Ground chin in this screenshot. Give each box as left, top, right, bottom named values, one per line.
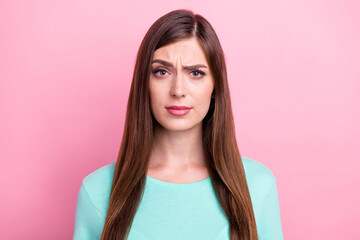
left=163, top=120, right=202, bottom=132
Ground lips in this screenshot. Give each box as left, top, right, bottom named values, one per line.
left=165, top=105, right=192, bottom=110
left=165, top=105, right=192, bottom=116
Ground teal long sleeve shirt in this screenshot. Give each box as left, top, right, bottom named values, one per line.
left=73, top=157, right=284, bottom=239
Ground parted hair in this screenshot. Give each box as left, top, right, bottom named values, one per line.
left=100, top=9, right=258, bottom=240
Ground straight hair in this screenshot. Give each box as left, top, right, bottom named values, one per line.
left=100, top=9, right=258, bottom=240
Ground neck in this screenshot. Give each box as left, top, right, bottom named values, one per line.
left=149, top=122, right=206, bottom=169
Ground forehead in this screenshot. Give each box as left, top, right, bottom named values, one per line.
left=152, top=38, right=208, bottom=64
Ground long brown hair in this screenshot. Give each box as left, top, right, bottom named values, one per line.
left=100, top=9, right=258, bottom=240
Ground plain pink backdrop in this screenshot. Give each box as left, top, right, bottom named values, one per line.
left=1, top=0, right=359, bottom=239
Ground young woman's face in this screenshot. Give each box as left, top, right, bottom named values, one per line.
left=149, top=37, right=215, bottom=132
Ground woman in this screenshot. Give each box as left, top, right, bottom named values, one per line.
left=73, top=9, right=283, bottom=240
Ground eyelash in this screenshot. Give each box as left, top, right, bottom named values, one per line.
left=152, top=68, right=205, bottom=78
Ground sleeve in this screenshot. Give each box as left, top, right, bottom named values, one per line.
left=73, top=182, right=101, bottom=240
left=257, top=179, right=284, bottom=240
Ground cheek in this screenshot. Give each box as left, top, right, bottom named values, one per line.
left=195, top=91, right=212, bottom=111
left=149, top=84, right=163, bottom=108
left=149, top=81, right=157, bottom=102
left=199, top=86, right=214, bottom=101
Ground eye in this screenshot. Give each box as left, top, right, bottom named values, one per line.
left=190, top=70, right=205, bottom=78
left=153, top=69, right=169, bottom=77
left=152, top=68, right=205, bottom=78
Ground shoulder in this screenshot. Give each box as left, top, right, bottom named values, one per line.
left=242, top=156, right=276, bottom=183
left=241, top=156, right=277, bottom=200
left=82, top=161, right=116, bottom=188
left=80, top=162, right=116, bottom=215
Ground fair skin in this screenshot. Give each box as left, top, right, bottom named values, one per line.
left=147, top=37, right=215, bottom=183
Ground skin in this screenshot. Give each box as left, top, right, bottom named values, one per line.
left=147, top=37, right=215, bottom=183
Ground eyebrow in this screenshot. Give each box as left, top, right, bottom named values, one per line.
left=151, top=59, right=208, bottom=70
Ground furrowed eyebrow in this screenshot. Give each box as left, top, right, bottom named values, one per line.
left=151, top=59, right=208, bottom=70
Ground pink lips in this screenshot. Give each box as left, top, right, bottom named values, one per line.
left=166, top=105, right=192, bottom=116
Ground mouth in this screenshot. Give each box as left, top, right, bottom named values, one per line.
left=165, top=105, right=192, bottom=110
left=165, top=105, right=192, bottom=116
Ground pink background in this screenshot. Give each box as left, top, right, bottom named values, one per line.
left=1, top=0, right=359, bottom=239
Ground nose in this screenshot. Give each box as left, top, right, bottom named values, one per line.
left=169, top=74, right=186, bottom=98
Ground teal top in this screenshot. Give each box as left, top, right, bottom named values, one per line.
left=73, top=157, right=284, bottom=240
